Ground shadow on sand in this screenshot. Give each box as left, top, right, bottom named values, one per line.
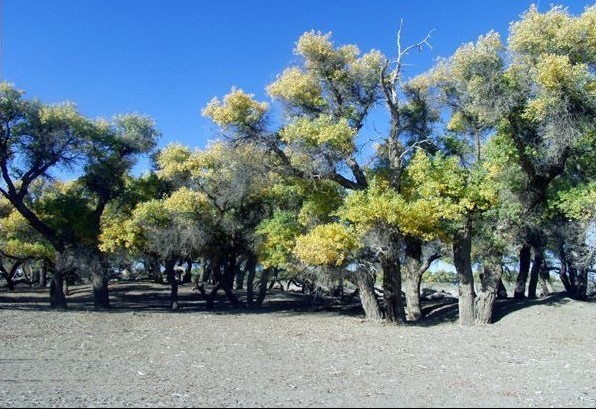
left=0, top=281, right=586, bottom=324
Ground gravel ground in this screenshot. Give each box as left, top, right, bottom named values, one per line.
left=0, top=282, right=595, bottom=408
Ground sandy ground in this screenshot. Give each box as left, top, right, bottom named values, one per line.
left=0, top=281, right=595, bottom=408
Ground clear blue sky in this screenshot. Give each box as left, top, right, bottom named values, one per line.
left=2, top=0, right=593, bottom=158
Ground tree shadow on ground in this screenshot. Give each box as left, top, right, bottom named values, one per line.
left=490, top=291, right=573, bottom=323
left=0, top=281, right=363, bottom=317
left=0, top=281, right=586, bottom=325
left=412, top=291, right=576, bottom=326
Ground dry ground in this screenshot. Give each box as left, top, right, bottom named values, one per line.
left=0, top=281, right=595, bottom=408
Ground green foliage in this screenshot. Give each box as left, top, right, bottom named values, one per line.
left=255, top=211, right=301, bottom=268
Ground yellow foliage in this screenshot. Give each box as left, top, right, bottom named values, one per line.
left=280, top=114, right=356, bottom=154
left=509, top=5, right=596, bottom=64
left=163, top=187, right=211, bottom=218
left=156, top=143, right=193, bottom=181
left=267, top=67, right=325, bottom=108
left=202, top=87, right=268, bottom=128
left=293, top=223, right=358, bottom=267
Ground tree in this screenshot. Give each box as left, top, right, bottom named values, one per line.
left=203, top=30, right=446, bottom=324
left=0, top=83, right=158, bottom=308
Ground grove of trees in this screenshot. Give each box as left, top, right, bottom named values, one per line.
left=1, top=4, right=595, bottom=325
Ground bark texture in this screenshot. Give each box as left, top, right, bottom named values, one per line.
left=453, top=219, right=475, bottom=326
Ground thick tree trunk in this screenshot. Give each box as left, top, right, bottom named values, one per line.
left=576, top=269, right=588, bottom=301
left=88, top=249, right=110, bottom=310
left=165, top=258, right=179, bottom=310
left=355, top=270, right=382, bottom=321
left=147, top=255, right=162, bottom=283
left=559, top=246, right=588, bottom=300
left=453, top=219, right=475, bottom=326
left=49, top=273, right=67, bottom=308
left=475, top=261, right=503, bottom=325
left=381, top=235, right=406, bottom=325
left=92, top=273, right=110, bottom=309
left=49, top=273, right=67, bottom=309
left=514, top=244, right=532, bottom=299
left=50, top=251, right=72, bottom=309
left=403, top=238, right=423, bottom=322
left=403, top=273, right=422, bottom=322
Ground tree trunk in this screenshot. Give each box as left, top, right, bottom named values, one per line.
left=148, top=255, right=162, bottom=283
left=528, top=246, right=544, bottom=299
left=514, top=244, right=532, bottom=299
left=255, top=268, right=271, bottom=308
left=222, top=253, right=242, bottom=307
left=576, top=268, right=588, bottom=301
left=538, top=260, right=552, bottom=297
left=245, top=255, right=257, bottom=307
left=475, top=261, right=503, bottom=325
left=403, top=273, right=422, bottom=322
left=87, top=249, right=110, bottom=310
left=40, top=260, right=50, bottom=288
left=210, top=255, right=243, bottom=308
left=22, top=262, right=33, bottom=286
left=497, top=279, right=508, bottom=299
left=202, top=257, right=213, bottom=284
left=165, top=258, right=179, bottom=310
left=381, top=235, right=406, bottom=324
left=50, top=251, right=72, bottom=309
left=235, top=257, right=246, bottom=290
left=6, top=274, right=15, bottom=291
left=355, top=269, right=382, bottom=321
left=453, top=219, right=475, bottom=326
left=183, top=260, right=193, bottom=284
left=403, top=238, right=423, bottom=322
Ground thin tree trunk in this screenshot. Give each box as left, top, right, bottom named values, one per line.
left=255, top=268, right=271, bottom=308
left=202, top=257, right=212, bottom=285
left=245, top=255, right=257, bottom=307
left=355, top=269, right=382, bottom=321
left=528, top=246, right=544, bottom=299
left=538, top=260, right=552, bottom=296
left=514, top=244, right=532, bottom=299
left=497, top=279, right=508, bottom=299
left=235, top=257, right=246, bottom=290
left=165, top=258, right=179, bottom=310
left=453, top=219, right=475, bottom=326
left=6, top=274, right=15, bottom=291
left=50, top=251, right=70, bottom=309
left=381, top=235, right=406, bottom=325
left=40, top=259, right=49, bottom=288
left=22, top=262, right=33, bottom=286
left=183, top=260, right=193, bottom=284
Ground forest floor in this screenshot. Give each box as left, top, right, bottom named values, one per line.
left=0, top=280, right=595, bottom=408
